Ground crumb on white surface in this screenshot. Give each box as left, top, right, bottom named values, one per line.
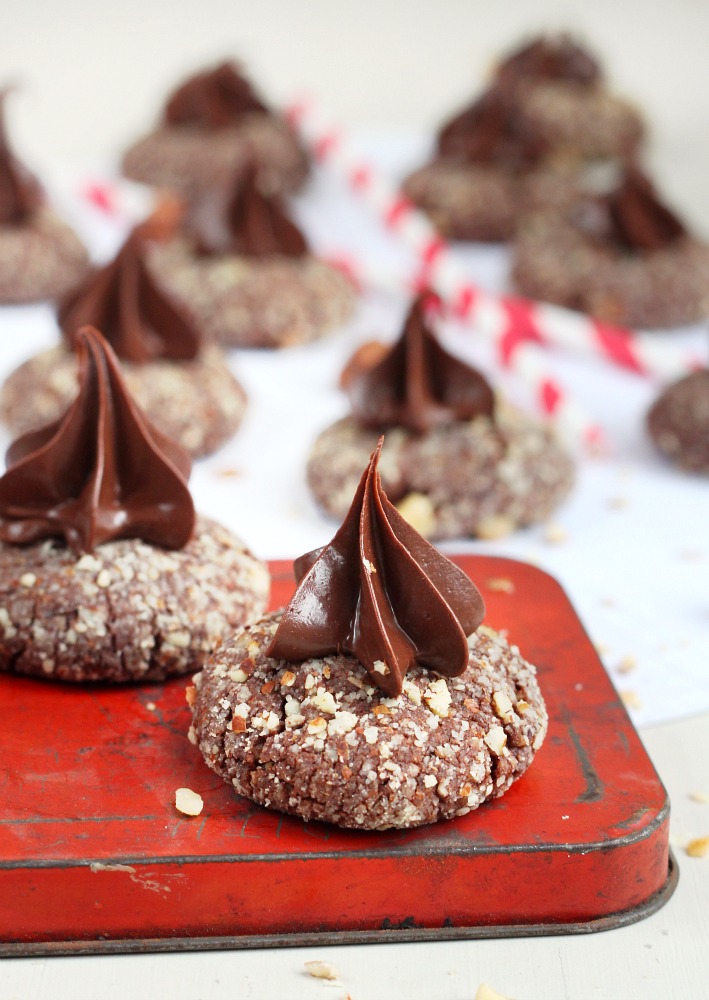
left=686, top=836, right=709, bottom=858
left=543, top=522, right=567, bottom=545
left=304, top=959, right=339, bottom=980
left=620, top=690, right=643, bottom=710
left=689, top=791, right=709, bottom=804
left=475, top=983, right=510, bottom=1000
left=616, top=654, right=637, bottom=674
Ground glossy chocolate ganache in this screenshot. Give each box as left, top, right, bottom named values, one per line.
left=0, top=89, right=43, bottom=226
left=343, top=293, right=495, bottom=435
left=185, top=162, right=309, bottom=258
left=0, top=326, right=195, bottom=553
left=269, top=439, right=485, bottom=697
left=59, top=223, right=201, bottom=363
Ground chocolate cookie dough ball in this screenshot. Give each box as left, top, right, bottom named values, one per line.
left=492, top=33, right=644, bottom=161
left=647, top=370, right=709, bottom=474
left=402, top=35, right=644, bottom=243
left=0, top=343, right=246, bottom=460
left=0, top=517, right=269, bottom=683
left=148, top=165, right=355, bottom=349
left=0, top=221, right=248, bottom=458
left=0, top=328, right=269, bottom=683
left=512, top=164, right=709, bottom=328
left=307, top=411, right=573, bottom=541
left=190, top=613, right=547, bottom=830
left=306, top=294, right=574, bottom=540
left=122, top=61, right=308, bottom=198
left=191, top=440, right=546, bottom=830
left=0, top=91, right=88, bottom=303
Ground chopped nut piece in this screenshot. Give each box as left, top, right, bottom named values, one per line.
left=424, top=678, right=452, bottom=718
left=686, top=836, right=709, bottom=858
left=492, top=690, right=514, bottom=722
left=616, top=654, right=637, bottom=674
left=689, top=791, right=709, bottom=804
left=175, top=787, right=203, bottom=816
left=516, top=700, right=530, bottom=715
left=230, top=716, right=247, bottom=733
left=19, top=573, right=37, bottom=588
left=327, top=711, right=358, bottom=736
left=402, top=679, right=422, bottom=705
left=307, top=717, right=327, bottom=736
left=228, top=667, right=248, bottom=683
left=260, top=681, right=275, bottom=694
left=484, top=725, right=507, bottom=754
left=372, top=704, right=391, bottom=717
left=304, top=960, right=339, bottom=980
left=395, top=492, right=436, bottom=537
left=620, top=690, right=642, bottom=710
left=372, top=660, right=389, bottom=675
left=311, top=688, right=338, bottom=715
left=476, top=514, right=515, bottom=540
left=184, top=685, right=196, bottom=707
left=280, top=670, right=296, bottom=687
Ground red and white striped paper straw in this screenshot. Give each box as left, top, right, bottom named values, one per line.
left=287, top=97, right=700, bottom=383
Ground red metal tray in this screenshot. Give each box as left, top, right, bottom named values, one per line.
left=0, top=556, right=675, bottom=956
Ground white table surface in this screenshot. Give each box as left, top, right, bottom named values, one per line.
left=2, top=145, right=708, bottom=998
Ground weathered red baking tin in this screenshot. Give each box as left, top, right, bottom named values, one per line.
left=0, top=556, right=675, bottom=956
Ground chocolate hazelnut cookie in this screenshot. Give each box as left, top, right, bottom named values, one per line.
left=0, top=91, right=88, bottom=303
left=306, top=294, right=573, bottom=540
left=647, top=370, right=709, bottom=474
left=190, top=441, right=546, bottom=830
left=0, top=328, right=269, bottom=683
left=190, top=614, right=547, bottom=830
left=1, top=222, right=247, bottom=457
left=122, top=61, right=308, bottom=199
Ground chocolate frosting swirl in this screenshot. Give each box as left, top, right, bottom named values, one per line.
left=0, top=327, right=195, bottom=554
left=164, top=61, right=268, bottom=129
left=59, top=226, right=201, bottom=363
left=186, top=163, right=308, bottom=258
left=268, top=439, right=485, bottom=696
left=344, top=294, right=495, bottom=434
left=438, top=86, right=548, bottom=169
left=577, top=166, right=687, bottom=252
left=496, top=34, right=601, bottom=88
left=0, top=89, right=43, bottom=225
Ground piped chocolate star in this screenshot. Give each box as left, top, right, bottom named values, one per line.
left=186, top=162, right=308, bottom=258
left=59, top=222, right=201, bottom=363
left=268, top=439, right=485, bottom=696
left=0, top=89, right=43, bottom=225
left=343, top=293, right=495, bottom=434
left=164, top=61, right=268, bottom=129
left=0, top=326, right=195, bottom=553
